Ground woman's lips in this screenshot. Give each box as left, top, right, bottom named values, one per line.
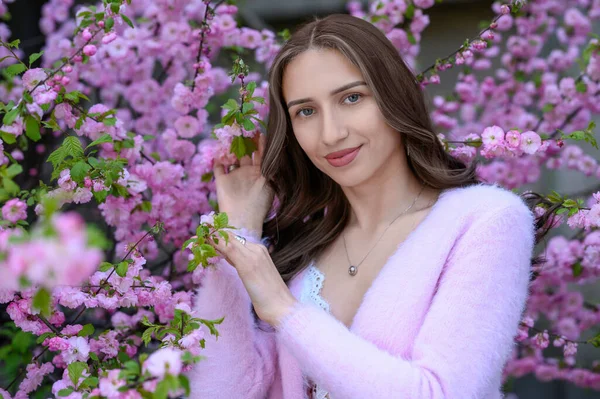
left=325, top=145, right=362, bottom=167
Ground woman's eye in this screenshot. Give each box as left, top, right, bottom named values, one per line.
left=297, top=108, right=314, bottom=117
left=345, top=93, right=362, bottom=103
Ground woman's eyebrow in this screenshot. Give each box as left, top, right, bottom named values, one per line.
left=286, top=80, right=367, bottom=109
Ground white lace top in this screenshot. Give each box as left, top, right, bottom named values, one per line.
left=300, top=262, right=332, bottom=399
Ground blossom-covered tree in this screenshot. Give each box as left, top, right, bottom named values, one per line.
left=0, top=0, right=600, bottom=397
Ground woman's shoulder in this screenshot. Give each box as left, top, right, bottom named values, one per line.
left=442, top=182, right=534, bottom=226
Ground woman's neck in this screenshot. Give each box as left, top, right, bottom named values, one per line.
left=341, top=155, right=431, bottom=235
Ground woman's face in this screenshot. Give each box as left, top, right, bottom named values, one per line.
left=282, top=48, right=403, bottom=188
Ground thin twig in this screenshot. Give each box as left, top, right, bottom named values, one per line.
left=191, top=0, right=227, bottom=91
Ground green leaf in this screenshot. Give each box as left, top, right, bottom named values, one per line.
left=64, top=136, right=84, bottom=158
left=32, top=287, right=51, bottom=317
left=28, top=51, right=44, bottom=66
left=242, top=118, right=255, bottom=131
left=201, top=172, right=213, bottom=182
left=179, top=375, right=191, bottom=395
left=405, top=4, right=415, bottom=19
left=12, top=331, right=33, bottom=354
left=229, top=135, right=257, bottom=159
left=99, top=261, right=113, bottom=272
left=542, top=103, right=555, bottom=113
left=142, top=327, right=155, bottom=346
left=242, top=102, right=254, bottom=114
left=78, top=323, right=95, bottom=337
left=8, top=39, right=20, bottom=48
left=154, top=379, right=169, bottom=399
left=103, top=117, right=117, bottom=126
left=70, top=161, right=91, bottom=182
left=5, top=63, right=27, bottom=78
left=3, top=178, right=19, bottom=195
left=93, top=189, right=108, bottom=202
left=587, top=332, right=600, bottom=348
left=68, top=361, right=87, bottom=388
left=106, top=17, right=114, bottom=31
left=576, top=81, right=587, bottom=93
left=23, top=91, right=34, bottom=104
left=42, top=118, right=61, bottom=132
left=3, top=106, right=20, bottom=125
left=218, top=230, right=230, bottom=244
left=222, top=99, right=238, bottom=111
left=5, top=163, right=23, bottom=178
left=80, top=376, right=99, bottom=389
left=0, top=131, right=16, bottom=144
left=24, top=115, right=41, bottom=141
left=572, top=262, right=583, bottom=277
left=116, top=261, right=128, bottom=277
left=121, top=14, right=134, bottom=28
left=64, top=91, right=81, bottom=103
left=246, top=81, right=257, bottom=96
left=249, top=96, right=265, bottom=105
left=36, top=331, right=55, bottom=344
left=87, top=157, right=101, bottom=168
left=140, top=201, right=152, bottom=212
left=230, top=135, right=246, bottom=159
left=214, top=212, right=228, bottom=229
left=47, top=147, right=66, bottom=169
left=58, top=388, right=74, bottom=397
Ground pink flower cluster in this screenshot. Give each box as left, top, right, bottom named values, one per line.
left=0, top=212, right=103, bottom=294
left=1, top=0, right=600, bottom=397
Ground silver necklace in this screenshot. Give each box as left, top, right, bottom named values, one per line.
left=342, top=183, right=425, bottom=277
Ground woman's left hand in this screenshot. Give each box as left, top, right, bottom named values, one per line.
left=209, top=232, right=298, bottom=328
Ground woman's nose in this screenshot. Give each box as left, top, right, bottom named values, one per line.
left=320, top=108, right=348, bottom=146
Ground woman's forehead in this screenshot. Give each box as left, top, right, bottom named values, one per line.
left=282, top=49, right=364, bottom=100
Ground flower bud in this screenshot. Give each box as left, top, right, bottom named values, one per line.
left=83, top=44, right=97, bottom=56
left=82, top=28, right=92, bottom=41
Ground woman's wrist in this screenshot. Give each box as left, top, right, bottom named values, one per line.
left=227, top=215, right=263, bottom=234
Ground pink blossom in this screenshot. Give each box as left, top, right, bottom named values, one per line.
left=83, top=44, right=97, bottom=56
left=63, top=336, right=90, bottom=364
left=2, top=198, right=27, bottom=223
left=22, top=68, right=47, bottom=90
left=505, top=130, right=521, bottom=148
left=564, top=341, right=578, bottom=357
left=519, top=131, right=542, bottom=154
left=99, top=369, right=125, bottom=399
left=47, top=337, right=70, bottom=351
left=414, top=0, right=434, bottom=9
left=174, top=115, right=200, bottom=138
left=481, top=125, right=505, bottom=147
left=143, top=347, right=183, bottom=379
left=18, top=362, right=54, bottom=394
left=533, top=330, right=550, bottom=349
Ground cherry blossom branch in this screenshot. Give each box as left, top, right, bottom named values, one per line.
left=68, top=223, right=162, bottom=325
left=191, top=0, right=227, bottom=91
left=417, top=6, right=509, bottom=79
left=30, top=28, right=103, bottom=95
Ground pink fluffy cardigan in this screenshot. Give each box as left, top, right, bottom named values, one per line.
left=187, top=183, right=536, bottom=398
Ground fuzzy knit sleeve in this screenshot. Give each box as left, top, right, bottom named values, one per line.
left=275, top=202, right=535, bottom=399
left=187, top=229, right=278, bottom=399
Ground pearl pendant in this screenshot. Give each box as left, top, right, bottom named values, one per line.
left=348, top=265, right=357, bottom=276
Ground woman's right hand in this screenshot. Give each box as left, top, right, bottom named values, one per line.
left=212, top=134, right=274, bottom=234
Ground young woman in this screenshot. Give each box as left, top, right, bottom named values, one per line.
left=188, top=13, right=540, bottom=399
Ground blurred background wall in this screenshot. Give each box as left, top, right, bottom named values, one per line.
left=4, top=0, right=600, bottom=397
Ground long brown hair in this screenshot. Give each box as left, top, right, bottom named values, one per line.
left=260, top=13, right=480, bottom=285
